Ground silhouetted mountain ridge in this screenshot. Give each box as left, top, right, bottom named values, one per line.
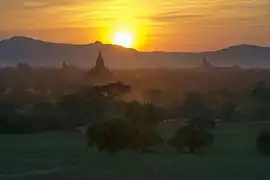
left=0, top=36, right=269, bottom=69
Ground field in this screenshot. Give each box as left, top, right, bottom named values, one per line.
left=1, top=123, right=270, bottom=180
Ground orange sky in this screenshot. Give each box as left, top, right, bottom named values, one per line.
left=0, top=0, right=269, bottom=51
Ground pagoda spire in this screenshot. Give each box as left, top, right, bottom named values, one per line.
left=87, top=50, right=114, bottom=85
left=202, top=55, right=212, bottom=68
left=95, top=51, right=105, bottom=68
left=62, top=60, right=68, bottom=69
left=203, top=55, right=207, bottom=65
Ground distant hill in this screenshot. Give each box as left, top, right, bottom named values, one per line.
left=0, top=36, right=269, bottom=69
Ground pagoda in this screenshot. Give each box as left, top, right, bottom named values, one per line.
left=86, top=51, right=114, bottom=84
left=201, top=56, right=214, bottom=69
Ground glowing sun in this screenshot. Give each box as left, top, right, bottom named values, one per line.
left=112, top=31, right=134, bottom=48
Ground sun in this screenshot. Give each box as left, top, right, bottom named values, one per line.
left=112, top=31, right=134, bottom=48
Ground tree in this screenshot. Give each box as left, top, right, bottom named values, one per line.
left=249, top=82, right=270, bottom=121
left=32, top=102, right=62, bottom=132
left=94, top=81, right=131, bottom=100
left=58, top=81, right=131, bottom=126
left=86, top=118, right=134, bottom=154
left=145, top=89, right=164, bottom=106
left=124, top=101, right=144, bottom=127
left=125, top=101, right=165, bottom=131
left=168, top=125, right=214, bottom=153
left=206, top=89, right=238, bottom=122
left=179, top=92, right=217, bottom=130
left=220, top=101, right=237, bottom=122
left=86, top=117, right=163, bottom=154
left=251, top=82, right=270, bottom=101
left=256, top=129, right=270, bottom=155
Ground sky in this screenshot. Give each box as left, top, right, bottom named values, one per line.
left=0, top=0, right=269, bottom=51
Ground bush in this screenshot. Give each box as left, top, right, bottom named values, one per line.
left=86, top=118, right=163, bottom=154
left=86, top=119, right=132, bottom=153
left=168, top=125, right=214, bottom=153
left=256, top=129, right=270, bottom=154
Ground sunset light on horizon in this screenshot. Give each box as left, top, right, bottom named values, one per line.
left=0, top=0, right=269, bottom=51
left=112, top=31, right=134, bottom=48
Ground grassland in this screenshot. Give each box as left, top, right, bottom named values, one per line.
left=1, top=123, right=270, bottom=180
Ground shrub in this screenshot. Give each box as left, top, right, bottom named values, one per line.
left=86, top=118, right=163, bottom=154
left=86, top=119, right=131, bottom=153
left=168, top=125, right=214, bottom=153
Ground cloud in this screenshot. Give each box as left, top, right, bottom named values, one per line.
left=217, top=0, right=270, bottom=10
left=0, top=0, right=101, bottom=13
left=149, top=10, right=205, bottom=23
left=0, top=0, right=81, bottom=9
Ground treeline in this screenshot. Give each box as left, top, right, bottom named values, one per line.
left=1, top=80, right=270, bottom=133
left=83, top=82, right=270, bottom=154
left=1, top=80, right=270, bottom=154
left=0, top=81, right=131, bottom=133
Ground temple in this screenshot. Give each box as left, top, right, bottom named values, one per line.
left=201, top=56, right=214, bottom=69
left=196, top=55, right=241, bottom=72
left=62, top=60, right=69, bottom=69
left=86, top=51, right=114, bottom=84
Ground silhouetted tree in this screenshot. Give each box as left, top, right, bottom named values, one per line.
left=252, top=82, right=270, bottom=101
left=58, top=81, right=131, bottom=127
left=145, top=89, right=164, bottom=106
left=220, top=101, right=237, bottom=122
left=125, top=101, right=144, bottom=127
left=86, top=115, right=163, bottom=154
left=178, top=92, right=217, bottom=129
left=86, top=118, right=137, bottom=153
left=125, top=101, right=164, bottom=129
left=256, top=129, right=270, bottom=155
left=168, top=125, right=214, bottom=153
left=86, top=118, right=133, bottom=153
left=249, top=82, right=270, bottom=121
left=94, top=81, right=131, bottom=100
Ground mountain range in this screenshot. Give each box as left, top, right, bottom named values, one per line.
left=0, top=36, right=269, bottom=69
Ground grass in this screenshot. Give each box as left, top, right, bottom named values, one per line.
left=1, top=123, right=270, bottom=180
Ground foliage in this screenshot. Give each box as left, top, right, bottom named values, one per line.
left=168, top=125, right=214, bottom=153
left=85, top=101, right=164, bottom=154
left=256, top=129, right=270, bottom=155
left=144, top=89, right=164, bottom=106
left=86, top=118, right=134, bottom=153
left=125, top=101, right=164, bottom=129
left=219, top=101, right=237, bottom=122
left=251, top=82, right=270, bottom=101
left=0, top=81, right=131, bottom=133
left=86, top=118, right=163, bottom=154
left=173, top=91, right=217, bottom=130
left=249, top=82, right=270, bottom=121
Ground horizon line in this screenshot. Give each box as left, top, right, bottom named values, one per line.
left=1, top=35, right=270, bottom=53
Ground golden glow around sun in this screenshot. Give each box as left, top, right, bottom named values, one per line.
left=112, top=31, right=134, bottom=48
left=102, top=22, right=147, bottom=50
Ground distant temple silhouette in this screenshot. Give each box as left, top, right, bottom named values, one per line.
left=201, top=56, right=213, bottom=69
left=61, top=60, right=78, bottom=74
left=197, top=55, right=241, bottom=72
left=62, top=60, right=76, bottom=70
left=86, top=51, right=114, bottom=84
left=62, top=60, right=69, bottom=69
